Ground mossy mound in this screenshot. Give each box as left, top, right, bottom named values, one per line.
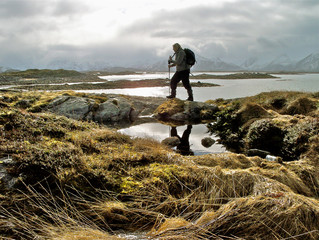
left=154, top=98, right=185, bottom=119
left=1, top=91, right=319, bottom=239
left=208, top=91, right=319, bottom=161
left=284, top=97, right=318, bottom=115
left=154, top=98, right=218, bottom=124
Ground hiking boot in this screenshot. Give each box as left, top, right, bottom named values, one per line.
left=166, top=89, right=176, bottom=99
left=186, top=89, right=194, bottom=101
left=186, top=96, right=194, bottom=101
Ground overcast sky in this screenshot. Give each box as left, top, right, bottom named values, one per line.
left=1, top=0, right=319, bottom=70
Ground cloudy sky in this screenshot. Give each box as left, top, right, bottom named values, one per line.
left=1, top=0, right=319, bottom=70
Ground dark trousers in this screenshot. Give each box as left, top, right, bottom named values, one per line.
left=170, top=69, right=192, bottom=96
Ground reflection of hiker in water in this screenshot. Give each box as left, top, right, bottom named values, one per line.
left=170, top=125, right=194, bottom=156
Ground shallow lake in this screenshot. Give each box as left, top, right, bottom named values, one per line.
left=88, top=72, right=319, bottom=155
left=81, top=72, right=319, bottom=102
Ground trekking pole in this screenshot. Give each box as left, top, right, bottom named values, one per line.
left=168, top=64, right=171, bottom=95
left=167, top=53, right=175, bottom=96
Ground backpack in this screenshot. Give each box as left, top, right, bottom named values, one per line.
left=184, top=48, right=196, bottom=66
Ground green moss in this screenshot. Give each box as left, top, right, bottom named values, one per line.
left=154, top=98, right=185, bottom=119
left=120, top=176, right=144, bottom=193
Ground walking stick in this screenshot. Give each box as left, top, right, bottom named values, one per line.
left=167, top=53, right=175, bottom=96
left=168, top=65, right=171, bottom=95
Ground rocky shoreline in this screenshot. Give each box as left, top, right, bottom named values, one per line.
left=0, top=90, right=319, bottom=239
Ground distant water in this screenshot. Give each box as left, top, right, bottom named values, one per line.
left=78, top=72, right=319, bottom=102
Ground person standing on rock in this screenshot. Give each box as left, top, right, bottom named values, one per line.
left=167, top=43, right=194, bottom=101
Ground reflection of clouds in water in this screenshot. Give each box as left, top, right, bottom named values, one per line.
left=118, top=123, right=169, bottom=139
left=118, top=123, right=226, bottom=155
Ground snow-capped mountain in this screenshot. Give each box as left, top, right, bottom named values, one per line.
left=3, top=52, right=319, bottom=73
left=294, top=53, right=319, bottom=72
left=240, top=57, right=270, bottom=71
left=192, top=56, right=242, bottom=71
left=263, top=54, right=296, bottom=72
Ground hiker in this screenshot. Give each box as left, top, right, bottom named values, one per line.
left=167, top=43, right=194, bottom=101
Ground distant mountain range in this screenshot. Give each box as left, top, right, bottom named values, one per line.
left=1, top=53, right=319, bottom=73
left=241, top=53, right=319, bottom=72
left=145, top=53, right=319, bottom=72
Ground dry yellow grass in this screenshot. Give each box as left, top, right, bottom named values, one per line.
left=50, top=228, right=124, bottom=240
left=1, top=90, right=319, bottom=239
left=152, top=193, right=319, bottom=240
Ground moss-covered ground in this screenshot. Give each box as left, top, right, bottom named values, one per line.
left=0, top=90, right=319, bottom=239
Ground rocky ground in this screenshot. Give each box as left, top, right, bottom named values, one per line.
left=0, top=90, right=319, bottom=239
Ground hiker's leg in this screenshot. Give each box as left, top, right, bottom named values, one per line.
left=170, top=127, right=177, bottom=137
left=181, top=70, right=193, bottom=101
left=167, top=72, right=180, bottom=98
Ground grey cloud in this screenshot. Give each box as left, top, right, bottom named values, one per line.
left=52, top=0, right=90, bottom=16
left=257, top=37, right=285, bottom=49
left=281, top=0, right=319, bottom=8
left=47, top=44, right=82, bottom=52
left=0, top=0, right=46, bottom=19
left=118, top=0, right=319, bottom=61
left=0, top=0, right=89, bottom=19
left=1, top=0, right=319, bottom=69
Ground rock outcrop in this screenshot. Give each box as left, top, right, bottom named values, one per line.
left=94, top=97, right=135, bottom=123
left=47, top=95, right=136, bottom=124
left=47, top=95, right=95, bottom=120
left=154, top=99, right=218, bottom=124
left=47, top=95, right=218, bottom=125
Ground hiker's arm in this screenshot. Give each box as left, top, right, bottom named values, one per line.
left=168, top=56, right=176, bottom=68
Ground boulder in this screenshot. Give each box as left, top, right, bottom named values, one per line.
left=47, top=95, right=95, bottom=120
left=47, top=95, right=135, bottom=124
left=201, top=137, right=215, bottom=148
left=94, top=97, right=134, bottom=123
left=161, top=137, right=181, bottom=147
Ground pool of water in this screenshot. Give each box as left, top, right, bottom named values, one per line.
left=118, top=122, right=226, bottom=156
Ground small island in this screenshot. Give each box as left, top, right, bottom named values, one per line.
left=191, top=72, right=278, bottom=79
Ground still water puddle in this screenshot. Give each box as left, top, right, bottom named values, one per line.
left=118, top=122, right=226, bottom=156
